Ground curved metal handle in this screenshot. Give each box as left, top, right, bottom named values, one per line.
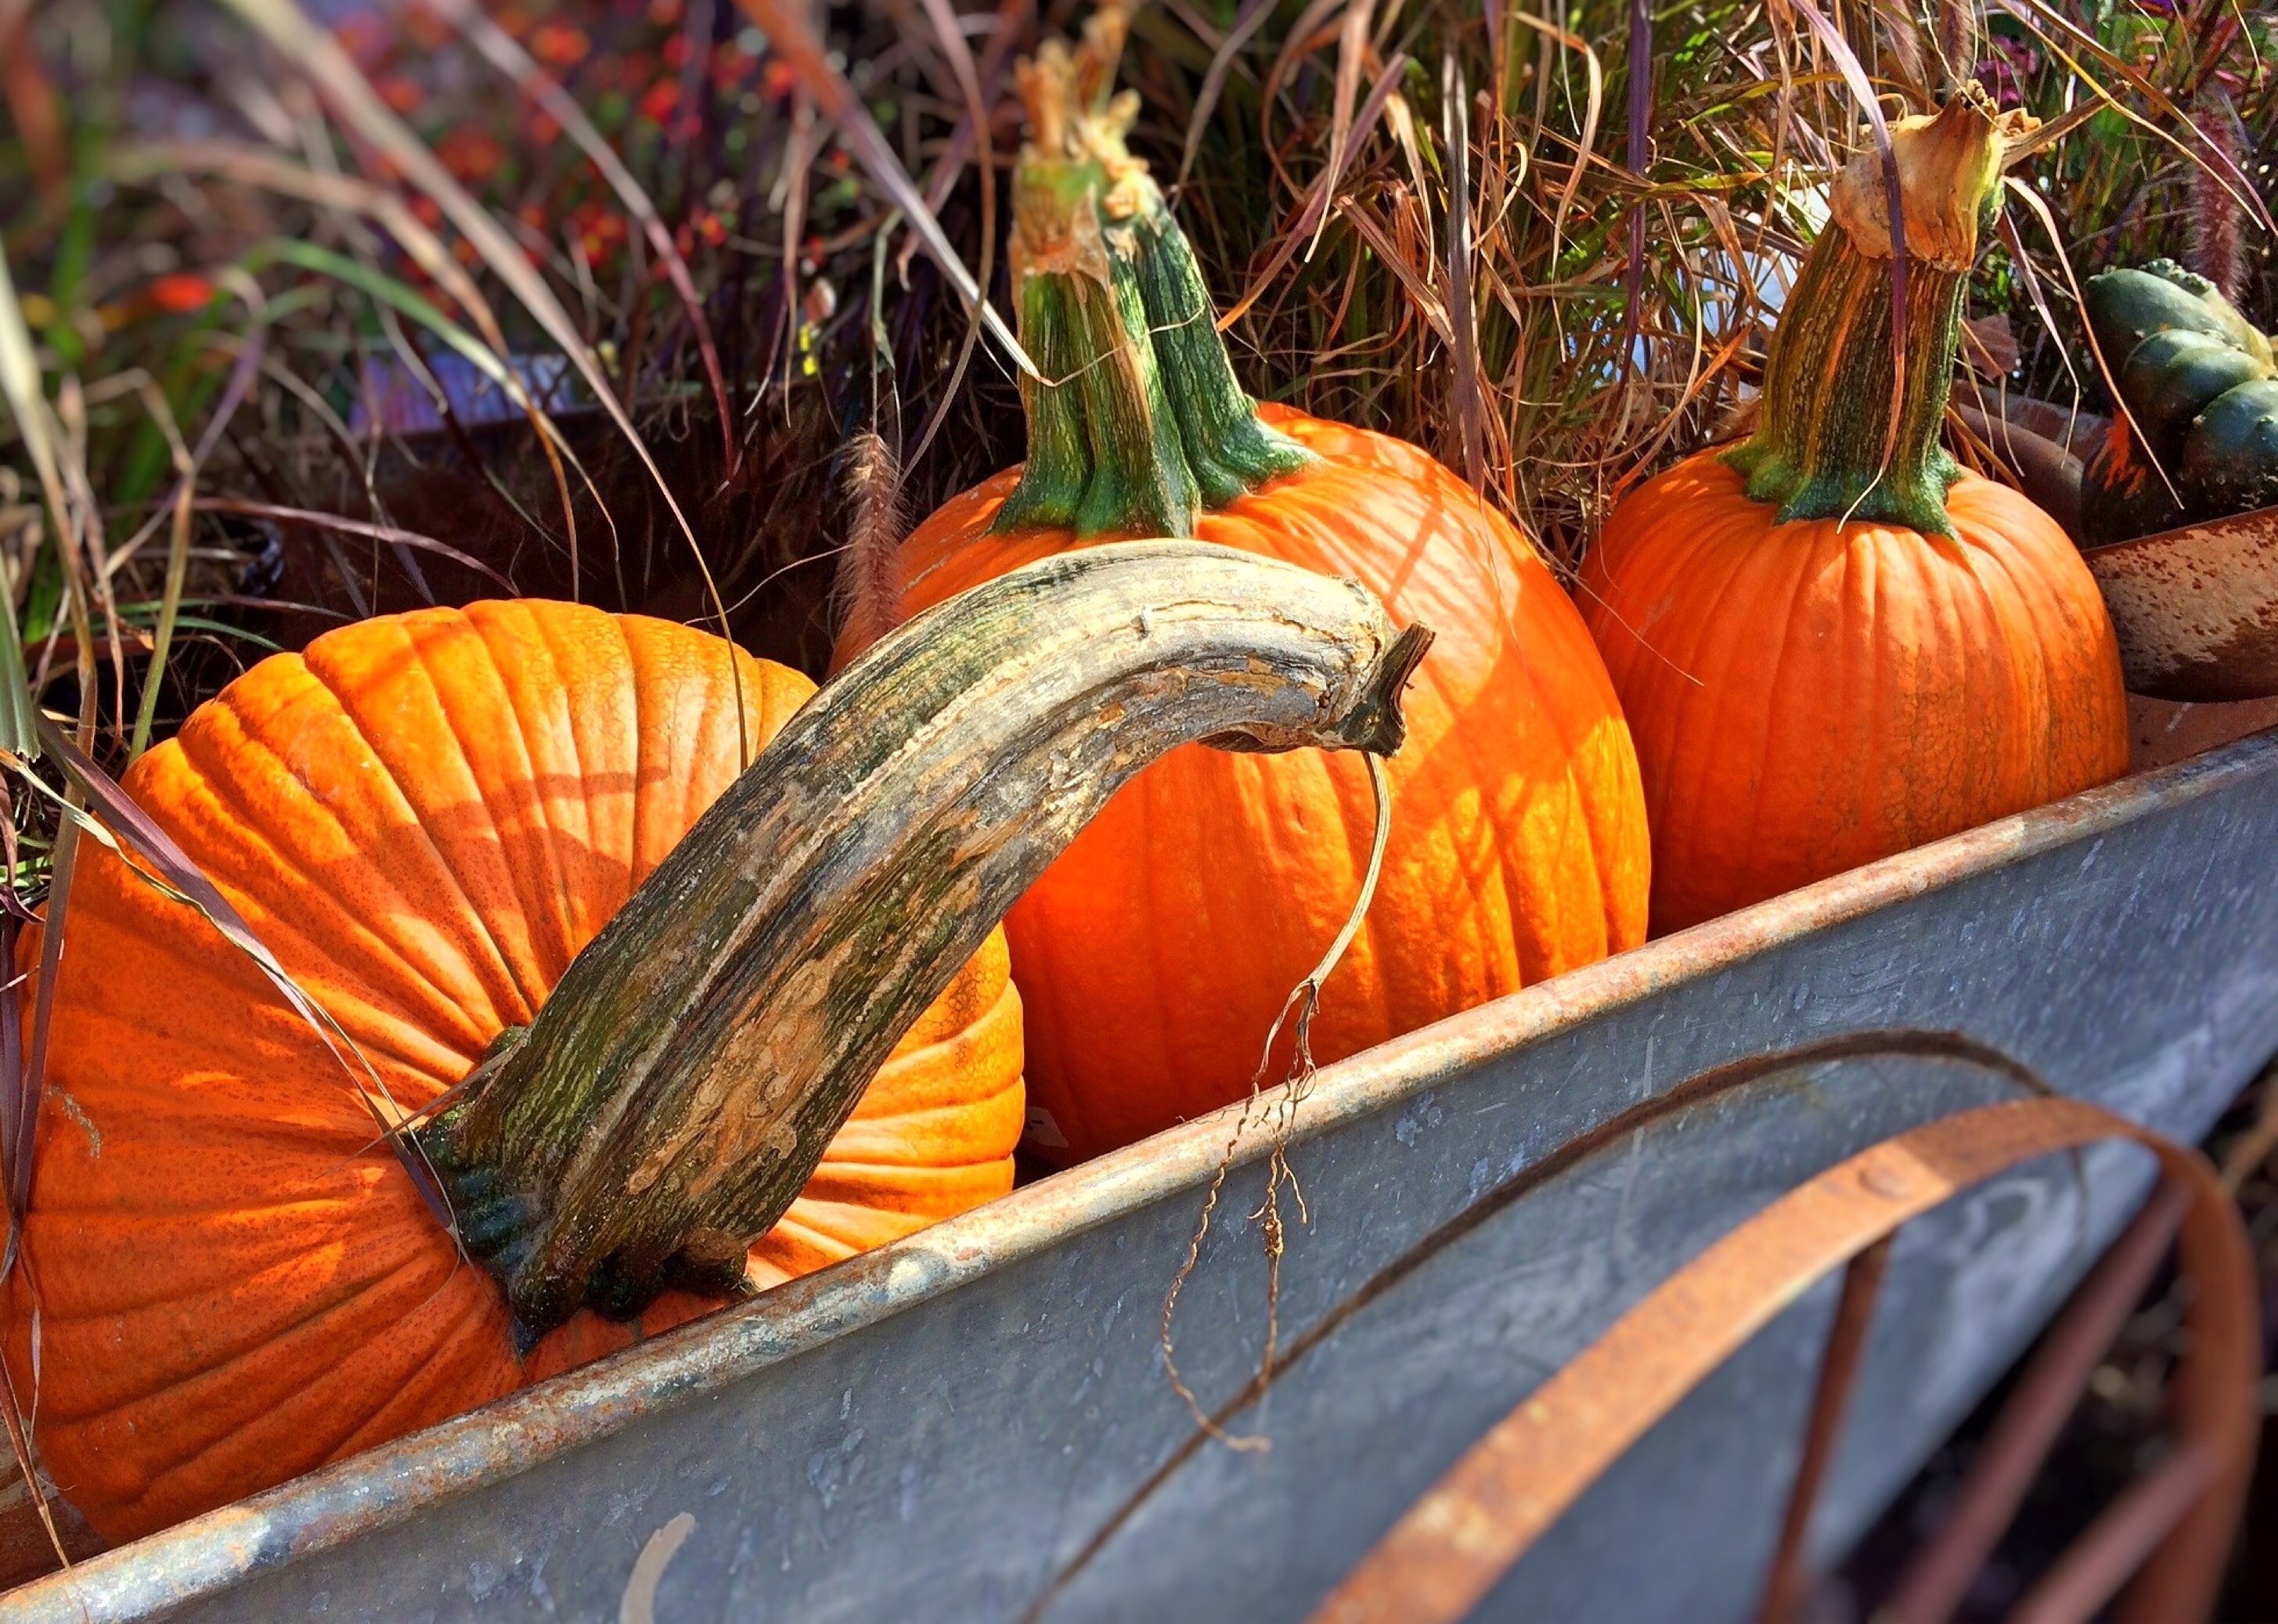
left=1310, top=1096, right=2258, bottom=1624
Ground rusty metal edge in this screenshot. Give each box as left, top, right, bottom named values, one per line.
left=2079, top=502, right=2278, bottom=564
left=13, top=726, right=2278, bottom=1624
left=2082, top=505, right=2278, bottom=702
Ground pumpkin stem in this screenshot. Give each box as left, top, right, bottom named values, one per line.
left=416, top=542, right=1431, bottom=1341
left=1726, top=91, right=2035, bottom=536
left=993, top=7, right=1311, bottom=539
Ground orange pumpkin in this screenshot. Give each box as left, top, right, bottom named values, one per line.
left=838, top=19, right=1649, bottom=1163
left=5, top=600, right=1022, bottom=1542
left=1579, top=94, right=2127, bottom=934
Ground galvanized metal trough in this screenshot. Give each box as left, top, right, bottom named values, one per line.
left=13, top=720, right=2278, bottom=1623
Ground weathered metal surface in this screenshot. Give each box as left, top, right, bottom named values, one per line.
left=13, top=729, right=2278, bottom=1624
left=2085, top=505, right=2278, bottom=701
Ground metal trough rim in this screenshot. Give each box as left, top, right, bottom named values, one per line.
left=15, top=726, right=2278, bottom=1624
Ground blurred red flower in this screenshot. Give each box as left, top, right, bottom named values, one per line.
left=638, top=78, right=680, bottom=124
left=438, top=129, right=504, bottom=182
left=149, top=273, right=214, bottom=315
left=532, top=22, right=590, bottom=67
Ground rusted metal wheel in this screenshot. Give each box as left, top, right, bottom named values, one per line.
left=1313, top=1097, right=2259, bottom=1624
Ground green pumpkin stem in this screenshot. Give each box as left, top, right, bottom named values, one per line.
left=993, top=9, right=1310, bottom=539
left=1726, top=91, right=2030, bottom=537
left=416, top=543, right=1429, bottom=1343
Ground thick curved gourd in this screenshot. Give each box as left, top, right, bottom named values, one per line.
left=2082, top=260, right=2278, bottom=543
left=9, top=549, right=1427, bottom=1543
left=1581, top=93, right=2128, bottom=934
left=837, top=12, right=1649, bottom=1165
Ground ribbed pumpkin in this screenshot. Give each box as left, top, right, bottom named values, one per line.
left=1581, top=94, right=2128, bottom=934
left=841, top=16, right=1649, bottom=1164
left=6, top=600, right=1022, bottom=1542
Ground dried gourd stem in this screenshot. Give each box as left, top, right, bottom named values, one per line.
left=423, top=543, right=1432, bottom=1340
left=1161, top=751, right=1392, bottom=1452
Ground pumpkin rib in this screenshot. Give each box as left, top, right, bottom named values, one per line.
left=223, top=650, right=536, bottom=1035
left=45, top=1236, right=463, bottom=1441
left=1965, top=503, right=2058, bottom=736
left=1918, top=535, right=1961, bottom=837
left=1857, top=529, right=1900, bottom=862
left=439, top=606, right=587, bottom=983
left=164, top=715, right=503, bottom=1071
left=1725, top=518, right=1821, bottom=876
left=1481, top=568, right=1606, bottom=977
left=1934, top=528, right=1997, bottom=825
left=1946, top=527, right=2009, bottom=821
left=1647, top=485, right=1770, bottom=858
left=328, top=1277, right=517, bottom=1461
left=110, top=1263, right=508, bottom=1533
left=520, top=601, right=634, bottom=928
left=1676, top=509, right=1776, bottom=882
left=25, top=1190, right=431, bottom=1293
left=343, top=618, right=558, bottom=1018
left=298, top=625, right=547, bottom=1027
left=398, top=612, right=569, bottom=989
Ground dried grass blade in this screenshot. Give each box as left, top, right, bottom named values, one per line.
left=0, top=1269, right=64, bottom=1570
left=1992, top=209, right=2082, bottom=406
left=1442, top=54, right=1487, bottom=490
left=1993, top=0, right=2276, bottom=238
left=0, top=250, right=59, bottom=759
left=1501, top=11, right=1603, bottom=261
left=905, top=0, right=997, bottom=469
left=1334, top=199, right=1451, bottom=339
left=252, top=239, right=561, bottom=439
left=189, top=499, right=520, bottom=592
left=427, top=0, right=736, bottom=471
left=2002, top=175, right=2178, bottom=503
left=899, top=0, right=1028, bottom=290
left=730, top=0, right=1036, bottom=379
left=1219, top=51, right=1408, bottom=333
left=1620, top=0, right=1651, bottom=370
left=1178, top=0, right=1276, bottom=186
left=129, top=329, right=268, bottom=762
left=217, top=0, right=733, bottom=631
left=1309, top=0, right=1375, bottom=260
left=14, top=805, right=74, bottom=1244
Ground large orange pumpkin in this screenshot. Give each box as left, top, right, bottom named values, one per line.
left=5, top=600, right=1022, bottom=1542
left=1579, top=94, right=2127, bottom=934
left=840, top=19, right=1649, bottom=1164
